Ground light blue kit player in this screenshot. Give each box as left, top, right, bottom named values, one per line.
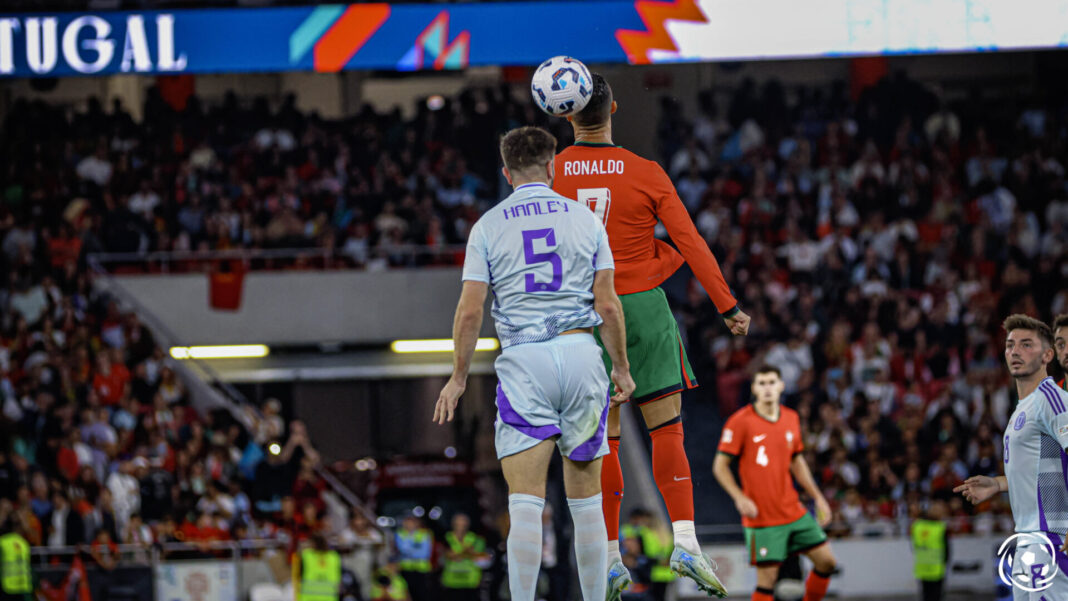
left=433, top=126, right=635, bottom=601
left=957, top=315, right=1068, bottom=600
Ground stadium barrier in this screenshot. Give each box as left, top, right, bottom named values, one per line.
left=92, top=257, right=493, bottom=346
left=88, top=245, right=468, bottom=273
left=30, top=532, right=1009, bottom=600
left=32, top=540, right=295, bottom=601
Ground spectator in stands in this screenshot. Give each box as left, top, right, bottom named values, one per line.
left=340, top=512, right=387, bottom=600
left=89, top=527, right=119, bottom=571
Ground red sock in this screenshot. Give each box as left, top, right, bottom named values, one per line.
left=803, top=570, right=832, bottom=601
left=601, top=437, right=624, bottom=540
left=649, top=418, right=694, bottom=522
left=752, top=587, right=775, bottom=601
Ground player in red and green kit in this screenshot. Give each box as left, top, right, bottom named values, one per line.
left=713, top=366, right=836, bottom=601
left=554, top=73, right=748, bottom=599
left=1054, top=314, right=1068, bottom=390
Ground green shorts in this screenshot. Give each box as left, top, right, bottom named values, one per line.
left=744, top=513, right=828, bottom=565
left=594, top=287, right=697, bottom=405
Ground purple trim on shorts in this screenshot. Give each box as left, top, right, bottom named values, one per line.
left=568, top=389, right=611, bottom=461
left=496, top=384, right=562, bottom=440
left=1044, top=532, right=1068, bottom=577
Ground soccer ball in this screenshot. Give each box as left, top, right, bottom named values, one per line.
left=531, top=56, right=593, bottom=117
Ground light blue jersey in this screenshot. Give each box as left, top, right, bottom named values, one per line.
left=1004, top=377, right=1068, bottom=534
left=462, top=182, right=613, bottom=348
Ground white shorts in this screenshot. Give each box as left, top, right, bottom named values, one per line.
left=1010, top=533, right=1068, bottom=601
left=493, top=333, right=610, bottom=461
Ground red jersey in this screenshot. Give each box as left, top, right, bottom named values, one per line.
left=92, top=364, right=130, bottom=406
left=553, top=143, right=737, bottom=314
left=717, top=404, right=806, bottom=528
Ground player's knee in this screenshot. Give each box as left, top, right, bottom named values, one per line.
left=641, top=397, right=682, bottom=427
left=756, top=567, right=779, bottom=588
left=813, top=552, right=837, bottom=575
left=507, top=483, right=545, bottom=498
left=564, top=475, right=602, bottom=499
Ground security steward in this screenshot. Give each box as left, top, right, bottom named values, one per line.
left=912, top=499, right=950, bottom=601
left=297, top=533, right=342, bottom=601
left=440, top=514, right=487, bottom=601
left=0, top=518, right=32, bottom=601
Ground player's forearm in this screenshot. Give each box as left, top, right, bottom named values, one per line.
left=790, top=455, right=824, bottom=501
left=712, top=454, right=745, bottom=501
left=451, top=304, right=483, bottom=381
left=596, top=296, right=629, bottom=371
left=996, top=475, right=1007, bottom=492
left=661, top=204, right=738, bottom=313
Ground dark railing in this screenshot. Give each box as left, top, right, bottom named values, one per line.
left=87, top=245, right=467, bottom=274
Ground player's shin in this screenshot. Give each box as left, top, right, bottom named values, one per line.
left=602, top=436, right=624, bottom=564
left=803, top=568, right=832, bottom=601
left=507, top=493, right=545, bottom=601
left=568, top=494, right=608, bottom=601
left=649, top=417, right=699, bottom=554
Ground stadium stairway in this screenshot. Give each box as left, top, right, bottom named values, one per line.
left=89, top=257, right=376, bottom=531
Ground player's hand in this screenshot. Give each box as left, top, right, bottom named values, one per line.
left=734, top=495, right=759, bottom=519
left=433, top=376, right=465, bottom=424
left=724, top=310, right=751, bottom=336
left=610, top=367, right=636, bottom=407
left=953, top=475, right=1000, bottom=505
left=1061, top=533, right=1068, bottom=555
left=815, top=496, right=832, bottom=527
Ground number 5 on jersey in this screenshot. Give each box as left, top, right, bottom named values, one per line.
left=578, top=188, right=611, bottom=225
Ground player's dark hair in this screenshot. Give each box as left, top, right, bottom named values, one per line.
left=1003, top=314, right=1053, bottom=348
left=500, top=126, right=557, bottom=174
left=1053, top=314, right=1068, bottom=332
left=754, top=365, right=782, bottom=379
left=572, top=73, right=613, bottom=128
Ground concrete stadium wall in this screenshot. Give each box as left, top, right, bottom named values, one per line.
left=109, top=269, right=495, bottom=346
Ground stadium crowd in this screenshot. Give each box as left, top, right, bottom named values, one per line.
left=0, top=67, right=1066, bottom=599
left=0, top=165, right=338, bottom=553
left=655, top=74, right=1067, bottom=537
left=0, top=86, right=560, bottom=271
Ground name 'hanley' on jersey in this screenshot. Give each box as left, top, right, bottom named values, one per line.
left=461, top=183, right=615, bottom=348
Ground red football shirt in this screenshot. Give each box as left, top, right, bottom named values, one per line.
left=717, top=404, right=807, bottom=528
left=553, top=143, right=737, bottom=314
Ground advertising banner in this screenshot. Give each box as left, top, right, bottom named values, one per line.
left=156, top=561, right=239, bottom=601
left=2, top=0, right=1067, bottom=77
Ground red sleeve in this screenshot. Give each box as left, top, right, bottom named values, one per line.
left=717, top=412, right=745, bottom=457
left=650, top=162, right=738, bottom=315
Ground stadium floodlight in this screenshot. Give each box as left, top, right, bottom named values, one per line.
left=390, top=338, right=500, bottom=353
left=169, top=344, right=270, bottom=359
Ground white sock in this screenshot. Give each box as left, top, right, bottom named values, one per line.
left=672, top=520, right=701, bottom=555
left=507, top=493, right=545, bottom=601
left=568, top=495, right=608, bottom=601
left=607, top=539, right=622, bottom=566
